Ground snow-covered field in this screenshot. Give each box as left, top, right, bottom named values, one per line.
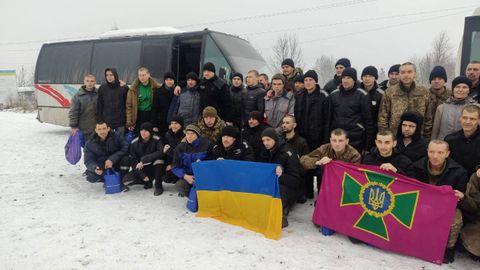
left=0, top=111, right=477, bottom=270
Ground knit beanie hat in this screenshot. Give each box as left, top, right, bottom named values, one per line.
left=303, top=70, right=319, bottom=83
left=248, top=111, right=264, bottom=123
left=186, top=72, right=199, bottom=83
left=261, top=128, right=280, bottom=142
left=202, top=62, right=216, bottom=73
left=388, top=64, right=401, bottom=74
left=335, top=58, right=351, bottom=68
left=400, top=111, right=423, bottom=127
left=140, top=122, right=155, bottom=134
left=163, top=71, right=176, bottom=82
left=221, top=126, right=240, bottom=140
left=170, top=115, right=184, bottom=127
left=361, top=66, right=378, bottom=80
left=271, top=73, right=286, bottom=84
left=452, top=76, right=472, bottom=90
left=281, top=58, right=295, bottom=68
left=429, top=66, right=447, bottom=83
left=294, top=74, right=304, bottom=83
left=202, top=106, right=218, bottom=118
left=185, top=124, right=201, bottom=136
left=232, top=72, right=243, bottom=82
left=341, top=67, right=358, bottom=82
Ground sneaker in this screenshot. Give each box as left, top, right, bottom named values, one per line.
left=443, top=247, right=455, bottom=264
left=122, top=185, right=130, bottom=193
left=154, top=187, right=164, bottom=196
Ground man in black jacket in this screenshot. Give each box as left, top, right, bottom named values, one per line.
left=396, top=111, right=427, bottom=162
left=326, top=67, right=374, bottom=152
left=208, top=126, right=254, bottom=161
left=83, top=121, right=130, bottom=191
left=123, top=122, right=165, bottom=195
left=259, top=128, right=302, bottom=228
left=151, top=72, right=175, bottom=137
left=229, top=72, right=246, bottom=130
left=362, top=130, right=414, bottom=177
left=198, top=62, right=232, bottom=124
left=360, top=66, right=384, bottom=139
left=445, top=104, right=480, bottom=176
left=97, top=68, right=129, bottom=136
left=242, top=70, right=265, bottom=125
left=296, top=70, right=329, bottom=150
left=412, top=140, right=467, bottom=263
left=162, top=116, right=185, bottom=185
left=323, top=58, right=351, bottom=94
left=241, top=111, right=268, bottom=161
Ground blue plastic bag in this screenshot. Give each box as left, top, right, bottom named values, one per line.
left=125, top=131, right=135, bottom=144
left=186, top=184, right=198, bottom=212
left=320, top=226, right=336, bottom=236
left=104, top=169, right=122, bottom=194
left=65, top=131, right=83, bottom=165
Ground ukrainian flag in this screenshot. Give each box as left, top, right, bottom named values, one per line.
left=192, top=160, right=283, bottom=240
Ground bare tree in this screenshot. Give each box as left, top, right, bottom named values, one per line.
left=411, top=31, right=455, bottom=85
left=313, top=55, right=336, bottom=87
left=268, top=33, right=305, bottom=73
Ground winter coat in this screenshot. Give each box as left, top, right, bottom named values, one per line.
left=68, top=86, right=98, bottom=134
left=300, top=143, right=361, bottom=170
left=396, top=115, right=427, bottom=163
left=412, top=157, right=468, bottom=192
left=431, top=97, right=477, bottom=140
left=129, top=134, right=164, bottom=168
left=445, top=127, right=480, bottom=176
left=264, top=89, right=295, bottom=128
left=242, top=84, right=265, bottom=121
left=229, top=85, right=247, bottom=129
left=197, top=117, right=226, bottom=144
left=97, top=68, right=129, bottom=129
left=151, top=84, right=174, bottom=135
left=284, top=71, right=301, bottom=92
left=259, top=143, right=301, bottom=191
left=207, top=140, right=254, bottom=161
left=296, top=85, right=329, bottom=149
left=362, top=148, right=414, bottom=178
left=470, top=82, right=480, bottom=103
left=459, top=173, right=480, bottom=223
left=198, top=75, right=232, bottom=122
left=163, top=128, right=185, bottom=165
left=84, top=131, right=129, bottom=173
left=360, top=82, right=384, bottom=135
left=173, top=86, right=201, bottom=126
left=323, top=75, right=341, bottom=94
left=285, top=133, right=309, bottom=158
left=171, top=137, right=210, bottom=178
left=378, top=82, right=432, bottom=139
left=427, top=86, right=451, bottom=124
left=326, top=86, right=374, bottom=152
left=378, top=80, right=390, bottom=91
left=125, top=77, right=161, bottom=128
left=241, top=123, right=268, bottom=161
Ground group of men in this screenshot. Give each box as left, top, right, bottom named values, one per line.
left=68, top=58, right=480, bottom=264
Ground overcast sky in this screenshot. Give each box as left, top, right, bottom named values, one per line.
left=1, top=0, right=479, bottom=78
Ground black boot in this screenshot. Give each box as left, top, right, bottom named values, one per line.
left=144, top=181, right=153, bottom=189
left=443, top=247, right=455, bottom=264
left=154, top=178, right=164, bottom=196
left=282, top=216, right=289, bottom=228
left=348, top=236, right=364, bottom=244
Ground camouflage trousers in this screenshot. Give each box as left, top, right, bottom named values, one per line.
left=461, top=222, right=480, bottom=256
left=447, top=208, right=463, bottom=248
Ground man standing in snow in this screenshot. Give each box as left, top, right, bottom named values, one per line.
left=69, top=74, right=98, bottom=140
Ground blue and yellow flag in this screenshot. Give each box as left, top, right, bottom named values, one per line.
left=192, top=160, right=283, bottom=240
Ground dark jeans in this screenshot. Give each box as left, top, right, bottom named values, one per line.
left=123, top=160, right=165, bottom=185
left=85, top=156, right=130, bottom=183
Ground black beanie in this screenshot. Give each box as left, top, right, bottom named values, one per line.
left=170, top=115, right=184, bottom=127
left=429, top=66, right=447, bottom=83
left=248, top=111, right=264, bottom=123
left=281, top=58, right=295, bottom=68
left=221, top=126, right=240, bottom=140
left=261, top=128, right=280, bottom=142
left=163, top=71, right=176, bottom=82
left=202, top=62, right=216, bottom=73
left=304, top=70, right=318, bottom=82
left=452, top=76, right=472, bottom=90
left=335, top=58, right=351, bottom=68
left=361, top=66, right=378, bottom=80
left=341, top=67, right=357, bottom=82
left=294, top=74, right=304, bottom=83
left=186, top=72, right=199, bottom=83
left=388, top=64, right=401, bottom=74
left=232, top=72, right=243, bottom=82
left=400, top=111, right=423, bottom=126
left=140, top=122, right=155, bottom=134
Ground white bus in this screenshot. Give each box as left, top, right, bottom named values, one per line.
left=457, top=8, right=480, bottom=75
left=34, top=27, right=270, bottom=126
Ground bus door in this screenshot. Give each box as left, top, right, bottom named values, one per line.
left=172, top=35, right=203, bottom=82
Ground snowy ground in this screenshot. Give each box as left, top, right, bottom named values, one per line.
left=0, top=111, right=478, bottom=270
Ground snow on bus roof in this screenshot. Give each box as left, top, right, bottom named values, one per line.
left=99, top=26, right=186, bottom=39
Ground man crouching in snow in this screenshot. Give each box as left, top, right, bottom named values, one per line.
left=84, top=121, right=130, bottom=192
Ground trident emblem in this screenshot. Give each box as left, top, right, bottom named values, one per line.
left=368, top=187, right=386, bottom=211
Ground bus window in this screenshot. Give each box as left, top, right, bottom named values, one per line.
left=460, top=15, right=480, bottom=74
left=470, top=31, right=480, bottom=61
left=203, top=35, right=231, bottom=82
left=210, top=32, right=270, bottom=76
left=91, top=40, right=142, bottom=84
left=36, top=42, right=92, bottom=84
left=142, top=38, right=172, bottom=81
